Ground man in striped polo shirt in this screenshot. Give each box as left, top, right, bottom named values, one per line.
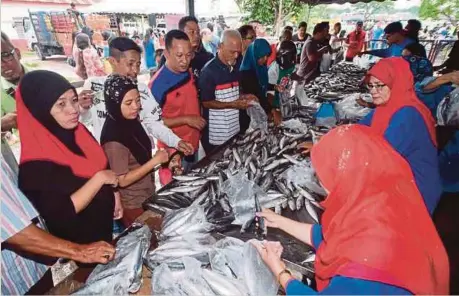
left=1, top=158, right=115, bottom=295
left=199, top=29, right=257, bottom=154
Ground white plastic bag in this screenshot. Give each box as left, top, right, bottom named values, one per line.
left=243, top=240, right=280, bottom=296
left=335, top=93, right=371, bottom=121
left=247, top=101, right=268, bottom=132
left=437, top=88, right=459, bottom=127
left=209, top=237, right=245, bottom=279
left=74, top=225, right=151, bottom=295
left=320, top=52, right=332, bottom=73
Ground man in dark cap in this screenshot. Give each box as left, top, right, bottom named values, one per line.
left=345, top=21, right=366, bottom=62
left=359, top=21, right=414, bottom=58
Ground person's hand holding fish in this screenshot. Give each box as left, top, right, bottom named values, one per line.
left=256, top=208, right=287, bottom=229
left=177, top=140, right=194, bottom=156
left=251, top=240, right=286, bottom=279
left=297, top=141, right=313, bottom=154
left=76, top=241, right=116, bottom=264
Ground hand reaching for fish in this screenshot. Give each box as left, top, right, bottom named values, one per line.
left=251, top=240, right=286, bottom=279
left=76, top=241, right=116, bottom=264
left=297, top=141, right=313, bottom=154
left=256, top=208, right=286, bottom=229
left=177, top=140, right=194, bottom=156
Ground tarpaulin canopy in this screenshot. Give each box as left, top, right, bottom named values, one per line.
left=299, top=0, right=392, bottom=5
left=4, top=0, right=93, bottom=4
left=81, top=0, right=186, bottom=15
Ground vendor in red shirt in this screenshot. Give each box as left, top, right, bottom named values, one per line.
left=149, top=30, right=206, bottom=185
left=345, top=21, right=366, bottom=62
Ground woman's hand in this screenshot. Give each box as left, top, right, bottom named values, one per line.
left=251, top=240, right=286, bottom=277
left=96, top=170, right=119, bottom=187
left=113, top=192, right=123, bottom=220
left=153, top=149, right=169, bottom=164
left=256, top=208, right=286, bottom=229
left=297, top=141, right=313, bottom=155
left=177, top=140, right=194, bottom=156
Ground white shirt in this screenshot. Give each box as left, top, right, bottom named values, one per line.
left=79, top=76, right=181, bottom=148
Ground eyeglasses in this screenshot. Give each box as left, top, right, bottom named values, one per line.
left=244, top=36, right=255, bottom=40
left=366, top=83, right=386, bottom=90
left=1, top=49, right=15, bottom=63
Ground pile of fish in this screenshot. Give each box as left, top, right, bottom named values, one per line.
left=144, top=123, right=328, bottom=236
left=304, top=62, right=367, bottom=101
left=149, top=238, right=280, bottom=296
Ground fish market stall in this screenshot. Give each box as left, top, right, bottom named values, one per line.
left=44, top=61, right=371, bottom=295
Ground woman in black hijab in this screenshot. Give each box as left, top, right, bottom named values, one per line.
left=101, top=74, right=169, bottom=227
left=17, top=70, right=121, bottom=244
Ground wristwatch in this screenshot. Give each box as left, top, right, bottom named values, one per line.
left=277, top=268, right=292, bottom=282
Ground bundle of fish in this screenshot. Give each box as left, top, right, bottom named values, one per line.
left=304, top=62, right=367, bottom=101
left=145, top=233, right=217, bottom=269
left=150, top=239, right=279, bottom=296
left=144, top=124, right=328, bottom=235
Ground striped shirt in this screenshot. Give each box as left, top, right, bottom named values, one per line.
left=1, top=158, right=48, bottom=295
left=199, top=56, right=241, bottom=145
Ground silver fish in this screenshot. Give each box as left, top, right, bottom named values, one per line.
left=274, top=204, right=282, bottom=215
left=283, top=154, right=301, bottom=165
left=232, top=148, right=242, bottom=164
left=296, top=195, right=304, bottom=210
left=305, top=200, right=319, bottom=223
left=288, top=198, right=296, bottom=211
left=294, top=184, right=316, bottom=202
left=263, top=158, right=289, bottom=171
left=173, top=175, right=202, bottom=182
left=169, top=185, right=202, bottom=193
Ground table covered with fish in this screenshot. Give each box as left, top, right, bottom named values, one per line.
left=60, top=61, right=372, bottom=295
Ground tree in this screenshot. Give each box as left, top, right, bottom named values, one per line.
left=353, top=1, right=395, bottom=23
left=419, top=0, right=459, bottom=25
left=241, top=0, right=303, bottom=36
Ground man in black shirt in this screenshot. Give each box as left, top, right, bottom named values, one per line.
left=292, top=21, right=311, bottom=62
left=434, top=29, right=459, bottom=74
left=158, top=16, right=213, bottom=79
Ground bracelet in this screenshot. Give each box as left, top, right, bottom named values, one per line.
left=277, top=269, right=292, bottom=282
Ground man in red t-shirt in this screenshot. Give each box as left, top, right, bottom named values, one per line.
left=345, top=21, right=366, bottom=62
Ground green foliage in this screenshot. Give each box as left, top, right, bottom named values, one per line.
left=241, top=0, right=303, bottom=28
left=353, top=1, right=395, bottom=22
left=419, top=0, right=459, bottom=24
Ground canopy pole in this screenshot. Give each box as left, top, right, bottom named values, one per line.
left=186, top=0, right=195, bottom=16
left=306, top=3, right=312, bottom=23
left=141, top=15, right=145, bottom=34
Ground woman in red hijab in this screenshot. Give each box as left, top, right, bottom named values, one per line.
left=253, top=125, right=449, bottom=295
left=358, top=57, right=441, bottom=214
left=17, top=70, right=122, bottom=245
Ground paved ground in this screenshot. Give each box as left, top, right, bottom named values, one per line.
left=21, top=51, right=80, bottom=82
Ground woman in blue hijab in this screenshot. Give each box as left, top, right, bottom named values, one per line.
left=403, top=43, right=453, bottom=114
left=239, top=38, right=272, bottom=132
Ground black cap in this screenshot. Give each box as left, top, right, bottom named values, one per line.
left=384, top=22, right=403, bottom=34
left=357, top=21, right=363, bottom=26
